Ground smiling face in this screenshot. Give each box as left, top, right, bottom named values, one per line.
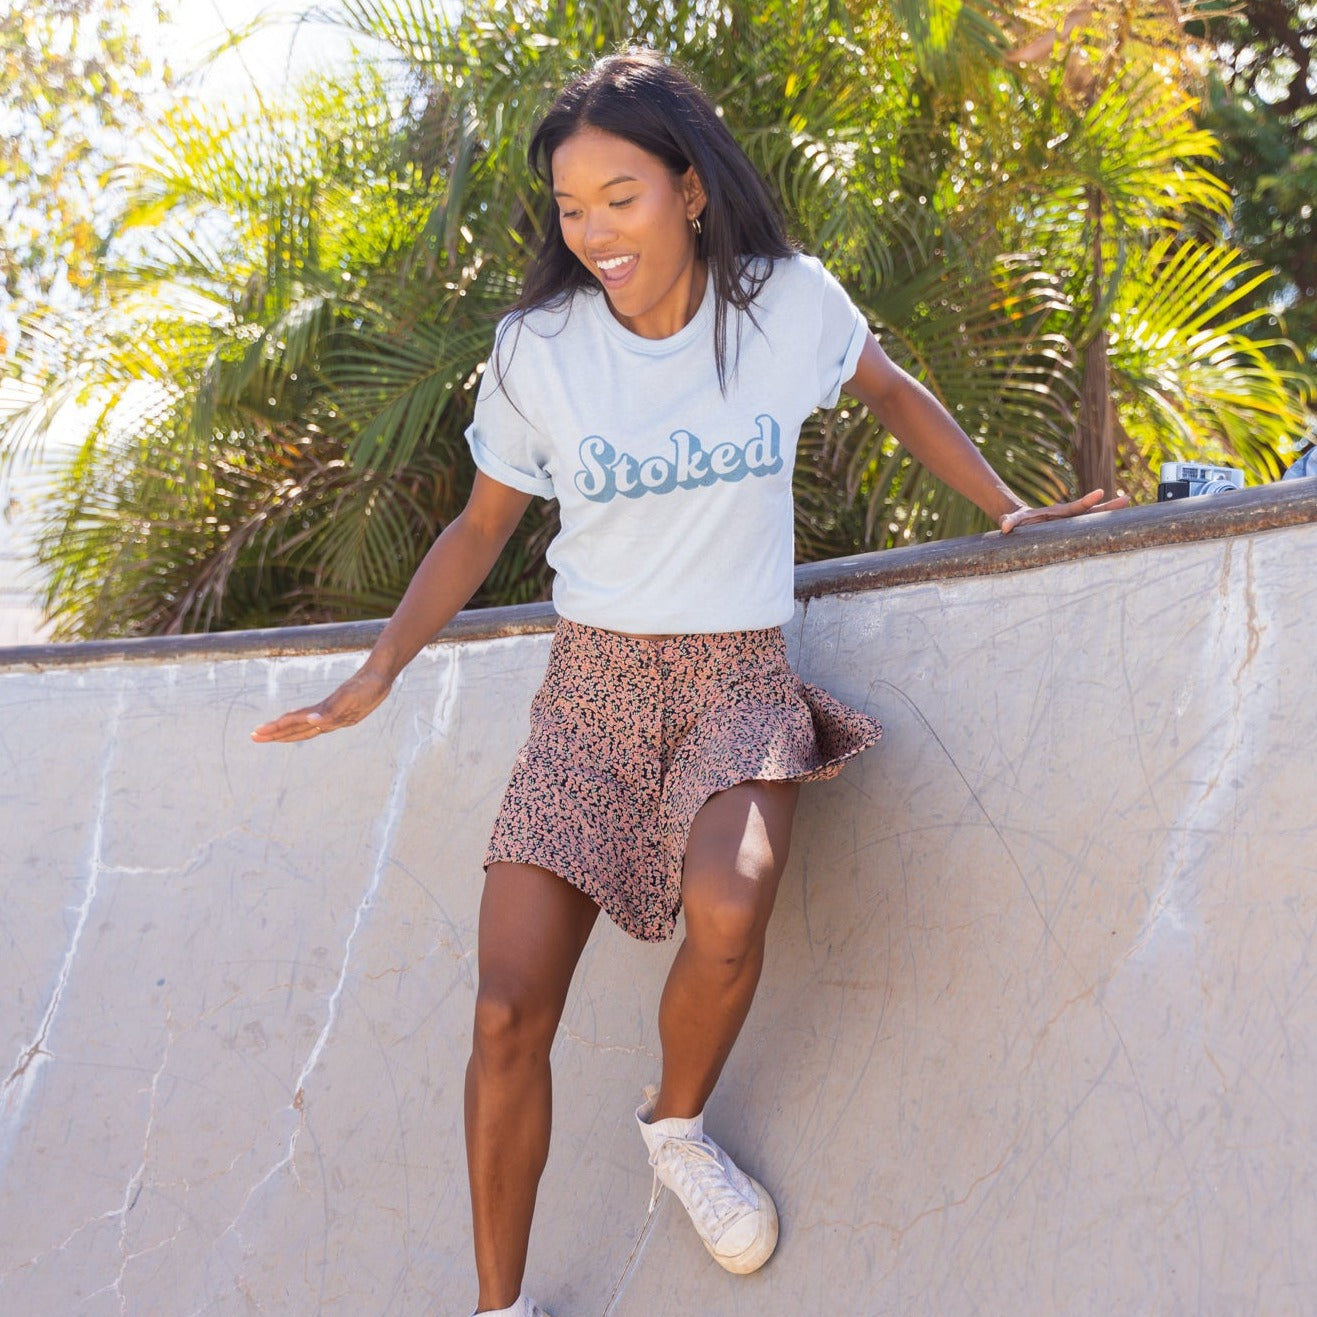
left=551, top=126, right=707, bottom=340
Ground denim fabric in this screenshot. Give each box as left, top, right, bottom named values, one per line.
left=1283, top=448, right=1317, bottom=480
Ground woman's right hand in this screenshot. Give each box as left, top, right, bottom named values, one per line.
left=249, top=473, right=531, bottom=746
left=250, top=668, right=394, bottom=744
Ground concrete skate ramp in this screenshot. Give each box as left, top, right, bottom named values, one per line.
left=3, top=483, right=1316, bottom=1316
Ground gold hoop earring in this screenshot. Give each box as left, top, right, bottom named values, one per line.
left=690, top=215, right=703, bottom=237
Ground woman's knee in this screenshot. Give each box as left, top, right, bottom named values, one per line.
left=471, top=979, right=559, bottom=1072
left=681, top=866, right=775, bottom=965
left=680, top=780, right=796, bottom=958
left=470, top=863, right=597, bottom=1073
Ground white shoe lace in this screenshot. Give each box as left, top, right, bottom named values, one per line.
left=649, top=1135, right=751, bottom=1241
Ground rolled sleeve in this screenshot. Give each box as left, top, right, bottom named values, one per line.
left=463, top=336, right=556, bottom=499
left=814, top=262, right=870, bottom=408
left=467, top=428, right=554, bottom=498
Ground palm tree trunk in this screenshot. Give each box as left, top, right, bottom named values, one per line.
left=1078, top=330, right=1118, bottom=493
left=1076, top=189, right=1117, bottom=495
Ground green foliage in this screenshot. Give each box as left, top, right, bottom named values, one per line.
left=1195, top=0, right=1317, bottom=368
left=1109, top=236, right=1308, bottom=482
left=1, top=0, right=1309, bottom=638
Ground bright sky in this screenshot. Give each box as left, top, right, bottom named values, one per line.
left=131, top=0, right=364, bottom=108
left=1, top=2, right=447, bottom=639
left=1, top=3, right=367, bottom=639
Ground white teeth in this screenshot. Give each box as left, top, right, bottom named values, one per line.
left=597, top=256, right=633, bottom=271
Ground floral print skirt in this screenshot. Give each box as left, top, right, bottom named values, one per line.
left=484, top=618, right=882, bottom=942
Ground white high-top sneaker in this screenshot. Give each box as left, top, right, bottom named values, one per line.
left=473, top=1297, right=551, bottom=1316
left=635, top=1086, right=779, bottom=1274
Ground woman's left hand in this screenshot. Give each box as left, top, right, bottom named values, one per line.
left=998, top=489, right=1130, bottom=534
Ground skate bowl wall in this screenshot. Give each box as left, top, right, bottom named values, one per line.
left=2, top=482, right=1316, bottom=1316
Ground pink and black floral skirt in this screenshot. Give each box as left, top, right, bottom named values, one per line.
left=484, top=618, right=882, bottom=942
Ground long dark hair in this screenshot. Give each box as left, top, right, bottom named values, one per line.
left=510, top=48, right=794, bottom=388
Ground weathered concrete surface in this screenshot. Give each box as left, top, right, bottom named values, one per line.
left=2, top=497, right=1316, bottom=1315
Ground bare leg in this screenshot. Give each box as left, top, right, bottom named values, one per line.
left=652, top=780, right=800, bottom=1121
left=466, top=862, right=600, bottom=1312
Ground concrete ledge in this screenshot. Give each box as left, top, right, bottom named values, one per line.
left=794, top=476, right=1317, bottom=597
left=3, top=479, right=1313, bottom=670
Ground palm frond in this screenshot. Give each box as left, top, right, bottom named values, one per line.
left=820, top=252, right=1077, bottom=547
left=1109, top=235, right=1310, bottom=485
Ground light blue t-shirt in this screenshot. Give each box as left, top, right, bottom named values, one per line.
left=466, top=253, right=868, bottom=633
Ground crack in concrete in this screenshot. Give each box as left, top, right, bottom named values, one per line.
left=555, top=1024, right=661, bottom=1059
left=0, top=687, right=125, bottom=1168
left=602, top=1192, right=664, bottom=1315
left=207, top=661, right=458, bottom=1252
left=102, top=1010, right=176, bottom=1312
left=1132, top=540, right=1268, bottom=962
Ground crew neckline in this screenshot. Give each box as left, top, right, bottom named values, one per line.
left=585, top=265, right=714, bottom=355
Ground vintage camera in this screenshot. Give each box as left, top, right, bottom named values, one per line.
left=1157, top=462, right=1244, bottom=502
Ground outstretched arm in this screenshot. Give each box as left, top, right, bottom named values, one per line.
left=842, top=334, right=1128, bottom=532
left=251, top=472, right=533, bottom=743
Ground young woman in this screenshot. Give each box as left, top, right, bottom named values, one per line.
left=253, top=49, right=1124, bottom=1317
